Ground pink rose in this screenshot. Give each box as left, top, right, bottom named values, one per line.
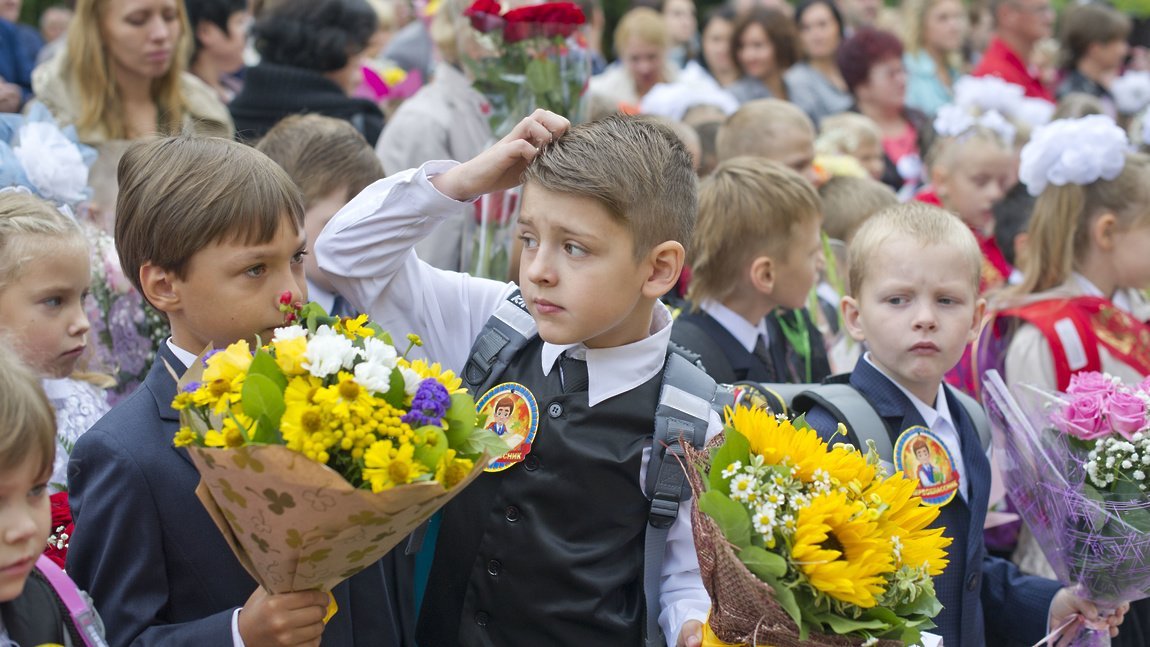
left=1106, top=390, right=1146, bottom=440
left=1138, top=376, right=1150, bottom=395
left=1060, top=395, right=1110, bottom=440
left=1067, top=372, right=1116, bottom=399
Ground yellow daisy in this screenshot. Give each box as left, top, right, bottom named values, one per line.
left=339, top=314, right=373, bottom=339
left=399, top=358, right=464, bottom=394
left=313, top=372, right=376, bottom=419
left=363, top=440, right=428, bottom=492
left=435, top=449, right=475, bottom=490
left=791, top=490, right=893, bottom=608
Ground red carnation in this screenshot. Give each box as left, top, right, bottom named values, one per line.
left=464, top=0, right=506, bottom=34
left=502, top=2, right=585, bottom=43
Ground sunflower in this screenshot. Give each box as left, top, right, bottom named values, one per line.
left=866, top=475, right=951, bottom=575
left=791, top=490, right=894, bottom=608
left=727, top=407, right=872, bottom=487
left=400, top=358, right=465, bottom=394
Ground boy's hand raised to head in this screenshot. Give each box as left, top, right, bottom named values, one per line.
left=431, top=109, right=570, bottom=202
left=238, top=587, right=330, bottom=646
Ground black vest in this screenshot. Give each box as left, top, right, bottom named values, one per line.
left=672, top=308, right=832, bottom=384
left=417, top=337, right=659, bottom=646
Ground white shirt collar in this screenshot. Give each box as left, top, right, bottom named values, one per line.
left=166, top=338, right=198, bottom=371
left=540, top=301, right=674, bottom=407
left=700, top=300, right=770, bottom=353
left=1073, top=272, right=1134, bottom=313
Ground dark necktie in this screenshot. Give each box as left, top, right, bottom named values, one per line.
left=752, top=335, right=781, bottom=383
left=560, top=354, right=589, bottom=393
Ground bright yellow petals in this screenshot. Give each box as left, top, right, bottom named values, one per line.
left=435, top=449, right=475, bottom=490
left=400, top=358, right=465, bottom=394
left=273, top=336, right=309, bottom=376
left=791, top=490, right=893, bottom=608
left=364, top=440, right=428, bottom=492
left=727, top=407, right=831, bottom=484
left=340, top=314, right=373, bottom=339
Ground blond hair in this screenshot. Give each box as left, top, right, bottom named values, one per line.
left=688, top=157, right=821, bottom=303
left=256, top=114, right=384, bottom=207
left=614, top=7, right=669, bottom=55
left=818, top=176, right=897, bottom=243
left=64, top=0, right=194, bottom=140
left=0, top=350, right=56, bottom=475
left=848, top=202, right=981, bottom=297
left=523, top=114, right=696, bottom=260
left=115, top=136, right=305, bottom=300
left=925, top=123, right=1013, bottom=175
left=717, top=99, right=814, bottom=162
left=0, top=192, right=87, bottom=292
left=816, top=112, right=881, bottom=157
left=1016, top=153, right=1150, bottom=295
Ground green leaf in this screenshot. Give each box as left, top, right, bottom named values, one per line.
left=810, top=611, right=888, bottom=634
left=525, top=57, right=560, bottom=96
left=460, top=425, right=511, bottom=460
left=248, top=348, right=287, bottom=391
left=414, top=426, right=448, bottom=470
left=763, top=574, right=803, bottom=630
left=738, top=544, right=787, bottom=579
left=792, top=412, right=811, bottom=430
left=242, top=373, right=286, bottom=444
left=444, top=393, right=479, bottom=448
left=709, top=429, right=750, bottom=495
left=893, top=589, right=943, bottom=618
left=697, top=490, right=751, bottom=548
left=383, top=369, right=407, bottom=408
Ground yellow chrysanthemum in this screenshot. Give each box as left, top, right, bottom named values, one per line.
left=281, top=401, right=337, bottom=462
left=399, top=358, right=464, bottom=394
left=339, top=314, right=373, bottom=339
left=791, top=490, right=893, bottom=608
left=313, top=372, right=377, bottom=419
left=435, top=449, right=474, bottom=490
left=284, top=375, right=324, bottom=409
left=273, top=336, right=309, bottom=376
left=202, top=340, right=253, bottom=385
left=866, top=474, right=951, bottom=575
left=174, top=427, right=198, bottom=447
left=363, top=440, right=428, bottom=492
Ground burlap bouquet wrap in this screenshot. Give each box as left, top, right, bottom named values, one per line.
left=684, top=440, right=901, bottom=647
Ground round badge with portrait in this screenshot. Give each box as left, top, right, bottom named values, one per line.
left=476, top=382, right=539, bottom=473
left=893, top=426, right=961, bottom=506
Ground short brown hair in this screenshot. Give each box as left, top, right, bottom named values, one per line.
left=688, top=157, right=821, bottom=304
left=731, top=7, right=800, bottom=76
left=0, top=350, right=55, bottom=475
left=818, top=176, right=896, bottom=243
left=256, top=114, right=384, bottom=207
left=1060, top=4, right=1131, bottom=69
left=716, top=99, right=814, bottom=162
left=115, top=136, right=305, bottom=299
left=848, top=202, right=981, bottom=297
left=523, top=114, right=696, bottom=260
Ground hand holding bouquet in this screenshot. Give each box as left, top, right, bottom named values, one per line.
left=688, top=406, right=950, bottom=646
left=171, top=295, right=504, bottom=596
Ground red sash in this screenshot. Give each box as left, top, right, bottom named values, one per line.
left=998, top=296, right=1150, bottom=390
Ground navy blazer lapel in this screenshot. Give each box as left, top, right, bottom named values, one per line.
left=848, top=359, right=929, bottom=437
left=147, top=343, right=195, bottom=467
left=945, top=385, right=991, bottom=564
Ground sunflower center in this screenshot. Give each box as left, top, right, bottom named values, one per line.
left=301, top=410, right=323, bottom=433
left=821, top=531, right=846, bottom=556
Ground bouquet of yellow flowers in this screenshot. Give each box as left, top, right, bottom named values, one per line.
left=171, top=295, right=503, bottom=596
left=689, top=407, right=950, bottom=646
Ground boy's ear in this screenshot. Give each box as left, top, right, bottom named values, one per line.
left=966, top=296, right=988, bottom=344
left=1090, top=211, right=1119, bottom=251
left=139, top=262, right=180, bottom=315
left=749, top=255, right=775, bottom=295
left=640, top=241, right=685, bottom=299
left=841, top=295, right=867, bottom=343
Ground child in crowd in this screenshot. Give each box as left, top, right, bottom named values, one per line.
left=0, top=351, right=107, bottom=646
left=804, top=202, right=1126, bottom=646
left=917, top=110, right=1017, bottom=293
left=256, top=114, right=385, bottom=317
left=672, top=157, right=830, bottom=384
left=990, top=182, right=1036, bottom=281
left=316, top=111, right=716, bottom=646
left=715, top=98, right=819, bottom=185
left=816, top=111, right=886, bottom=181
left=66, top=136, right=399, bottom=645
left=0, top=191, right=108, bottom=494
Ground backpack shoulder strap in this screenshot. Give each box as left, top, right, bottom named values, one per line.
left=949, top=387, right=992, bottom=453
left=33, top=555, right=107, bottom=647
left=792, top=381, right=894, bottom=466
left=670, top=315, right=737, bottom=384
left=642, top=351, right=721, bottom=647
left=461, top=289, right=537, bottom=397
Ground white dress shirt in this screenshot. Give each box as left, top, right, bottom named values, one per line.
left=700, top=299, right=770, bottom=353
left=317, top=162, right=718, bottom=642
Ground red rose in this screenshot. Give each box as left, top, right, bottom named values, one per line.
left=464, top=0, right=506, bottom=34
left=502, top=2, right=585, bottom=43
left=44, top=492, right=73, bottom=569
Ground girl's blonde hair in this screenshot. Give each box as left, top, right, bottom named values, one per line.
left=1017, top=153, right=1150, bottom=295
left=0, top=192, right=87, bottom=292
left=64, top=0, right=193, bottom=140
left=924, top=123, right=1014, bottom=175
left=0, top=350, right=56, bottom=475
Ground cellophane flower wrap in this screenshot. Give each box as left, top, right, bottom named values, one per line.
left=687, top=406, right=949, bottom=647
left=983, top=370, right=1150, bottom=646
left=171, top=297, right=505, bottom=595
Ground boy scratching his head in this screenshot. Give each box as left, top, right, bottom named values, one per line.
left=66, top=136, right=399, bottom=646
left=316, top=111, right=718, bottom=646
left=672, top=157, right=830, bottom=384
left=802, top=203, right=1125, bottom=646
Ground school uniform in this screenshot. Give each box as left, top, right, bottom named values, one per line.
left=316, top=162, right=719, bottom=646
left=672, top=301, right=831, bottom=384
left=67, top=342, right=400, bottom=647
left=804, top=355, right=1060, bottom=647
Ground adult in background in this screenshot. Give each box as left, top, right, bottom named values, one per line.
left=184, top=0, right=249, bottom=104
left=229, top=0, right=384, bottom=143
left=971, top=0, right=1054, bottom=101
left=838, top=27, right=930, bottom=194
left=903, top=0, right=967, bottom=117
left=0, top=15, right=33, bottom=111
left=836, top=0, right=878, bottom=35
left=697, top=5, right=738, bottom=87
left=589, top=7, right=675, bottom=109
left=662, top=0, right=697, bottom=69
left=1057, top=3, right=1130, bottom=107
left=785, top=0, right=851, bottom=124
left=727, top=7, right=800, bottom=103
left=1, top=0, right=43, bottom=68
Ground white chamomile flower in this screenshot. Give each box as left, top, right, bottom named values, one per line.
left=751, top=506, right=776, bottom=535
left=721, top=461, right=743, bottom=480
left=730, top=474, right=756, bottom=502
left=303, top=326, right=361, bottom=378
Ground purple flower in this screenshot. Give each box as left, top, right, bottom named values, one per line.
left=1105, top=390, right=1146, bottom=440
left=1059, top=395, right=1109, bottom=440
left=401, top=379, right=451, bottom=428
left=182, top=381, right=202, bottom=393
left=201, top=349, right=223, bottom=367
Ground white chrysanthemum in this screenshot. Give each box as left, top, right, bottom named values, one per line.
left=399, top=365, right=423, bottom=397
left=361, top=335, right=399, bottom=369
left=353, top=359, right=394, bottom=394
left=302, top=326, right=361, bottom=378
left=273, top=325, right=307, bottom=342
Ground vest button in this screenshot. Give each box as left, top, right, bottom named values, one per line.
left=966, top=572, right=979, bottom=592
left=505, top=505, right=521, bottom=522
left=548, top=402, right=563, bottom=418
left=523, top=455, right=540, bottom=471
left=475, top=611, right=489, bottom=627
left=487, top=559, right=501, bottom=576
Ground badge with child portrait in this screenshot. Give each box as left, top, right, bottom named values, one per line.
left=893, top=426, right=961, bottom=506
left=476, top=382, right=539, bottom=473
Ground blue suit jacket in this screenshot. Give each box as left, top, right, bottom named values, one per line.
left=67, top=343, right=400, bottom=646
left=805, top=359, right=1060, bottom=647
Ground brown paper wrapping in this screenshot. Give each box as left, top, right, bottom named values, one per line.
left=187, top=445, right=486, bottom=593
